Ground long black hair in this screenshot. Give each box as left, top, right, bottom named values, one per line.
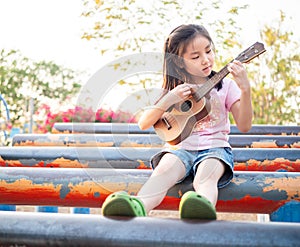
left=162, top=24, right=222, bottom=92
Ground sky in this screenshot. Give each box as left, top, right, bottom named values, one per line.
left=0, top=0, right=101, bottom=74
left=0, top=0, right=299, bottom=77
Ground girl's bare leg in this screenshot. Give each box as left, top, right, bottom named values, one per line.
left=193, top=158, right=225, bottom=206
left=137, top=153, right=186, bottom=213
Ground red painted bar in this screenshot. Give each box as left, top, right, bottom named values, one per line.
left=1, top=155, right=299, bottom=172
left=0, top=168, right=299, bottom=214
left=234, top=158, right=300, bottom=172
left=0, top=147, right=299, bottom=171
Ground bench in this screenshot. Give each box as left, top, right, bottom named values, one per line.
left=0, top=123, right=299, bottom=246
left=0, top=123, right=299, bottom=222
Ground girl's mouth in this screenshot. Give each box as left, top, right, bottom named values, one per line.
left=202, top=65, right=211, bottom=73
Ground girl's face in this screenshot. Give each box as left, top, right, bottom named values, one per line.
left=182, top=35, right=215, bottom=84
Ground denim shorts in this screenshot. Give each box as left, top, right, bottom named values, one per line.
left=150, top=147, right=234, bottom=188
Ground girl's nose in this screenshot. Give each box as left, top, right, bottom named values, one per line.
left=201, top=55, right=209, bottom=65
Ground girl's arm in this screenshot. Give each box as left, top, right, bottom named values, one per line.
left=138, top=84, right=192, bottom=130
left=228, top=60, right=253, bottom=133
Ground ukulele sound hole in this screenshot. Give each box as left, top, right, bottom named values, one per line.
left=181, top=100, right=192, bottom=112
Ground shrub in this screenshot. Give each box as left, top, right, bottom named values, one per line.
left=35, top=104, right=136, bottom=133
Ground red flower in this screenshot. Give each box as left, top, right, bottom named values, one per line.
left=34, top=105, right=136, bottom=133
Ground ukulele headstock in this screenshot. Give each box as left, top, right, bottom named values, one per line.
left=236, top=42, right=266, bottom=63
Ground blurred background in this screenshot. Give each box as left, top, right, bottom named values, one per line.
left=0, top=0, right=299, bottom=146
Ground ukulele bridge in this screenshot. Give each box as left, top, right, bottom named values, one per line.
left=162, top=117, right=172, bottom=130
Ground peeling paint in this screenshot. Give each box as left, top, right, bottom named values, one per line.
left=46, top=158, right=88, bottom=168
left=291, top=141, right=300, bottom=148
left=0, top=169, right=299, bottom=213
left=251, top=141, right=279, bottom=148
left=217, top=195, right=287, bottom=214
left=120, top=141, right=162, bottom=148
left=234, top=158, right=300, bottom=172
left=264, top=176, right=300, bottom=200
left=0, top=156, right=89, bottom=168
left=13, top=138, right=300, bottom=149
left=1, top=155, right=299, bottom=171
left=137, top=160, right=150, bottom=169
left=0, top=156, right=23, bottom=167
left=0, top=178, right=62, bottom=205
left=59, top=184, right=70, bottom=199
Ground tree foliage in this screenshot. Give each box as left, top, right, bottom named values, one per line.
left=81, top=0, right=246, bottom=59
left=250, top=11, right=300, bottom=124
left=0, top=49, right=81, bottom=127
left=81, top=0, right=248, bottom=114
left=81, top=1, right=299, bottom=125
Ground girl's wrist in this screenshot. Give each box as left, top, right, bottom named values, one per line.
left=239, top=80, right=251, bottom=94
left=241, top=86, right=250, bottom=92
left=240, top=87, right=251, bottom=98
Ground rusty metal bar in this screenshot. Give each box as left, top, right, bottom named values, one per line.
left=53, top=122, right=154, bottom=134
left=12, top=133, right=300, bottom=148
left=0, top=167, right=299, bottom=214
left=0, top=211, right=299, bottom=247
left=0, top=147, right=299, bottom=171
left=53, top=122, right=300, bottom=135
left=0, top=146, right=299, bottom=162
left=12, top=133, right=164, bottom=147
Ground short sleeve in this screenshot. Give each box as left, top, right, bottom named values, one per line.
left=224, top=78, right=241, bottom=111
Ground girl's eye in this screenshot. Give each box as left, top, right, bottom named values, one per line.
left=192, top=56, right=199, bottom=60
left=206, top=49, right=212, bottom=54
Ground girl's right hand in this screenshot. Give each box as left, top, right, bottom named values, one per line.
left=166, top=84, right=192, bottom=104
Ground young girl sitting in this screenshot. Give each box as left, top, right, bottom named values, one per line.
left=102, top=24, right=253, bottom=219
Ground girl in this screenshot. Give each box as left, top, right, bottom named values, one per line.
left=102, top=24, right=253, bottom=219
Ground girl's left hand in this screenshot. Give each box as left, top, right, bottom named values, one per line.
left=228, top=60, right=250, bottom=92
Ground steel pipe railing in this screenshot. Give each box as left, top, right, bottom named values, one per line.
left=0, top=211, right=299, bottom=247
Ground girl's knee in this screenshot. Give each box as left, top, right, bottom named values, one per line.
left=153, top=153, right=185, bottom=176
left=194, top=158, right=225, bottom=184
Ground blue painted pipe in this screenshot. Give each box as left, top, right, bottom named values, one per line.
left=0, top=147, right=299, bottom=167
left=12, top=133, right=300, bottom=148
left=0, top=211, right=299, bottom=247
left=53, top=122, right=300, bottom=135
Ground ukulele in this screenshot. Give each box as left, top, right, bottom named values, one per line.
left=153, top=42, right=266, bottom=145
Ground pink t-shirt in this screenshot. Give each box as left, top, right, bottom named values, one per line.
left=169, top=78, right=241, bottom=150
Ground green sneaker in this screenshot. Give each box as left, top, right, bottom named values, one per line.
left=179, top=191, right=216, bottom=220
left=102, top=191, right=146, bottom=217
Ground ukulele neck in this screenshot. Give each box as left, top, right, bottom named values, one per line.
left=193, top=65, right=230, bottom=102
